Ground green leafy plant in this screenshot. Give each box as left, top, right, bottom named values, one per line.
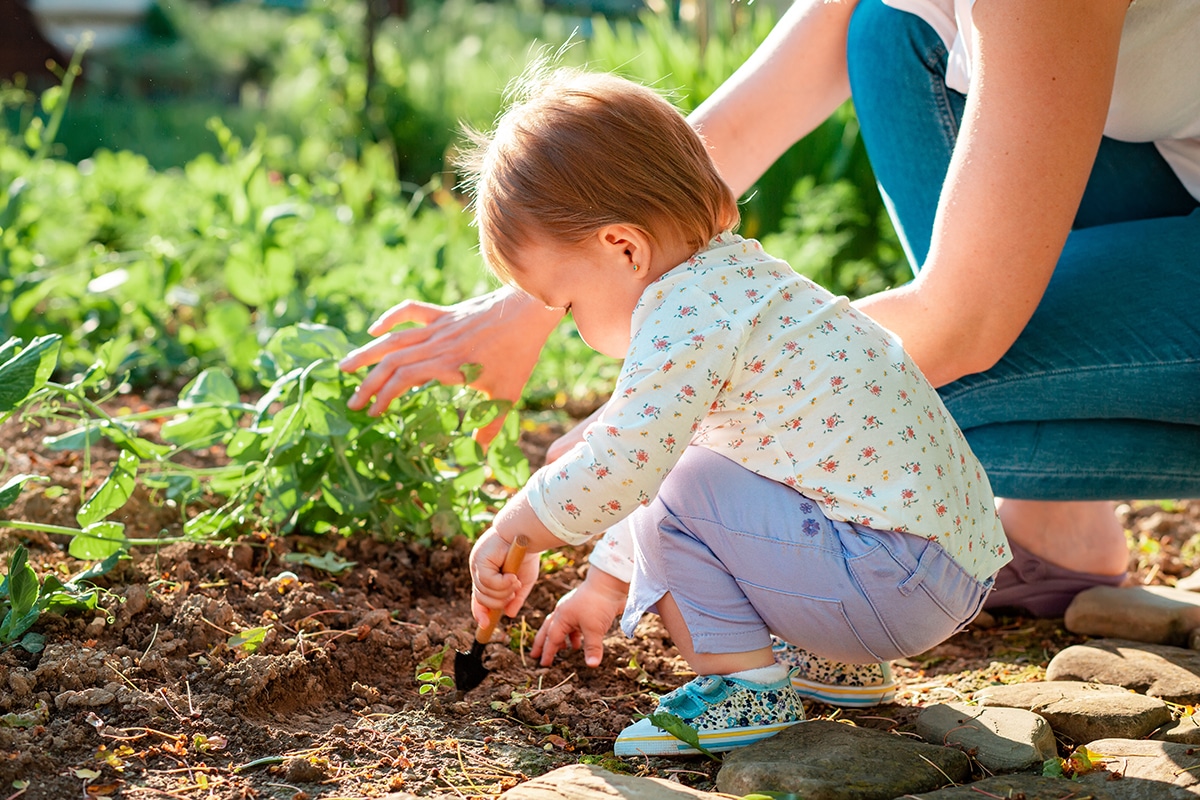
left=0, top=545, right=122, bottom=653
left=1, top=324, right=529, bottom=550
left=416, top=670, right=454, bottom=695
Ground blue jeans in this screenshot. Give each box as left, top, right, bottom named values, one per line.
left=846, top=0, right=1200, bottom=500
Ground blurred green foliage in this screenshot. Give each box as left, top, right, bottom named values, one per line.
left=2, top=0, right=908, bottom=408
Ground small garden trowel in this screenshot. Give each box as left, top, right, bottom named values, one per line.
left=454, top=535, right=528, bottom=693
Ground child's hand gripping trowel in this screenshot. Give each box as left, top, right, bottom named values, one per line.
left=454, top=535, right=528, bottom=693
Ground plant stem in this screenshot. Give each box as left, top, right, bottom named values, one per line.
left=0, top=520, right=198, bottom=548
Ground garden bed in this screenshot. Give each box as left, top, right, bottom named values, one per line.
left=2, top=406, right=1198, bottom=800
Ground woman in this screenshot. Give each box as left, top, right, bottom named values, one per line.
left=341, top=0, right=1200, bottom=617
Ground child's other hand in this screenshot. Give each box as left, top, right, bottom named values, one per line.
left=469, top=528, right=540, bottom=629
left=531, top=568, right=628, bottom=668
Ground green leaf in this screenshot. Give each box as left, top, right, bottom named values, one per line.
left=161, top=408, right=236, bottom=447
left=77, top=449, right=139, bottom=527
left=38, top=573, right=99, bottom=615
left=487, top=412, right=531, bottom=488
left=282, top=551, right=356, bottom=575
left=460, top=362, right=483, bottom=383
left=301, top=395, right=352, bottom=438
left=0, top=474, right=48, bottom=511
left=68, top=521, right=128, bottom=560
left=0, top=335, right=61, bottom=419
left=1, top=700, right=48, bottom=728
left=17, top=631, right=44, bottom=653
left=646, top=712, right=721, bottom=761
left=228, top=626, right=269, bottom=653
left=42, top=424, right=104, bottom=451
left=460, top=398, right=505, bottom=434
left=4, top=546, right=39, bottom=618
left=265, top=324, right=351, bottom=373
left=179, top=369, right=241, bottom=406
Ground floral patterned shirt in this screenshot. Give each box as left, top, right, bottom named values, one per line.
left=526, top=233, right=1009, bottom=581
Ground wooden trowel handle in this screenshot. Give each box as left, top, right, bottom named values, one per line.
left=475, top=535, right=529, bottom=645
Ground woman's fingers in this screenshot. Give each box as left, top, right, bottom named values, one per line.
left=367, top=298, right=447, bottom=336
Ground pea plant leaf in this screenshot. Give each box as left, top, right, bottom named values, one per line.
left=0, top=474, right=49, bottom=511
left=68, top=521, right=129, bottom=560
left=77, top=449, right=139, bottom=528
left=282, top=551, right=356, bottom=575
left=228, top=626, right=270, bottom=653
left=0, top=546, right=42, bottom=647
left=647, top=711, right=721, bottom=762
left=0, top=335, right=61, bottom=422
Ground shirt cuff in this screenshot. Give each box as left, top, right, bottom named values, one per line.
left=524, top=466, right=594, bottom=546
left=588, top=524, right=636, bottom=584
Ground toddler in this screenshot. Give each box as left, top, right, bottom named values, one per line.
left=461, top=66, right=1010, bottom=757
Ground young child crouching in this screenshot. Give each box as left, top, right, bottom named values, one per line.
left=460, top=65, right=1010, bottom=757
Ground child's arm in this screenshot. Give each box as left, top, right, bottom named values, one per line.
left=545, top=401, right=608, bottom=462
left=468, top=489, right=566, bottom=630
left=531, top=565, right=629, bottom=668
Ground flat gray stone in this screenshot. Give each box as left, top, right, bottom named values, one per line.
left=1066, top=586, right=1200, bottom=646
left=907, top=774, right=1117, bottom=799
left=1155, top=716, right=1200, bottom=746
left=916, top=701, right=1057, bottom=773
left=506, top=763, right=722, bottom=799
left=975, top=681, right=1172, bottom=744
left=1078, top=738, right=1200, bottom=799
left=716, top=720, right=970, bottom=799
left=1047, top=639, right=1200, bottom=703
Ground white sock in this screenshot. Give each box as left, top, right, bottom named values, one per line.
left=725, top=663, right=789, bottom=686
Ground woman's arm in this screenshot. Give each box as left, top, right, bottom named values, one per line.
left=854, top=0, right=1129, bottom=387
left=690, top=0, right=859, bottom=196
left=340, top=287, right=564, bottom=440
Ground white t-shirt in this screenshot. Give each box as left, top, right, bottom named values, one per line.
left=884, top=0, right=1200, bottom=201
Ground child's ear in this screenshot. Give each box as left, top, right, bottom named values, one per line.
left=596, top=224, right=653, bottom=277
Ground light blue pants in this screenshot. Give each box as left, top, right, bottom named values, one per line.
left=847, top=0, right=1200, bottom=500
left=620, top=447, right=992, bottom=662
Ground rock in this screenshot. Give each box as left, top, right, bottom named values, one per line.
left=1078, top=738, right=1200, bottom=799
left=1153, top=716, right=1200, bottom=746
left=505, top=763, right=721, bottom=799
left=54, top=688, right=116, bottom=709
left=915, top=701, right=1056, bottom=773
left=1047, top=639, right=1200, bottom=703
left=716, top=720, right=970, bottom=798
left=975, top=682, right=1172, bottom=744
left=1066, top=586, right=1200, bottom=646
left=7, top=670, right=33, bottom=696
left=907, top=774, right=1117, bottom=799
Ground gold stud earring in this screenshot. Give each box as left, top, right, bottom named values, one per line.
left=633, top=264, right=640, bottom=272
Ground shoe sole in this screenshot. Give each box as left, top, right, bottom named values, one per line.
left=791, top=674, right=897, bottom=707
left=613, top=721, right=799, bottom=757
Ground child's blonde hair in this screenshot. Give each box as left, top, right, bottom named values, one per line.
left=458, top=65, right=740, bottom=282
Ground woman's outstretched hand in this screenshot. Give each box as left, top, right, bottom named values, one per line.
left=339, top=287, right=563, bottom=443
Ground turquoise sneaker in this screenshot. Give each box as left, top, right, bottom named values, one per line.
left=772, top=638, right=897, bottom=708
left=613, top=673, right=804, bottom=757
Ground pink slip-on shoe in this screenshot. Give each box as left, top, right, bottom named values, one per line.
left=983, top=539, right=1126, bottom=618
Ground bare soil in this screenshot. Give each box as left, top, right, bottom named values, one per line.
left=2, top=399, right=1199, bottom=800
